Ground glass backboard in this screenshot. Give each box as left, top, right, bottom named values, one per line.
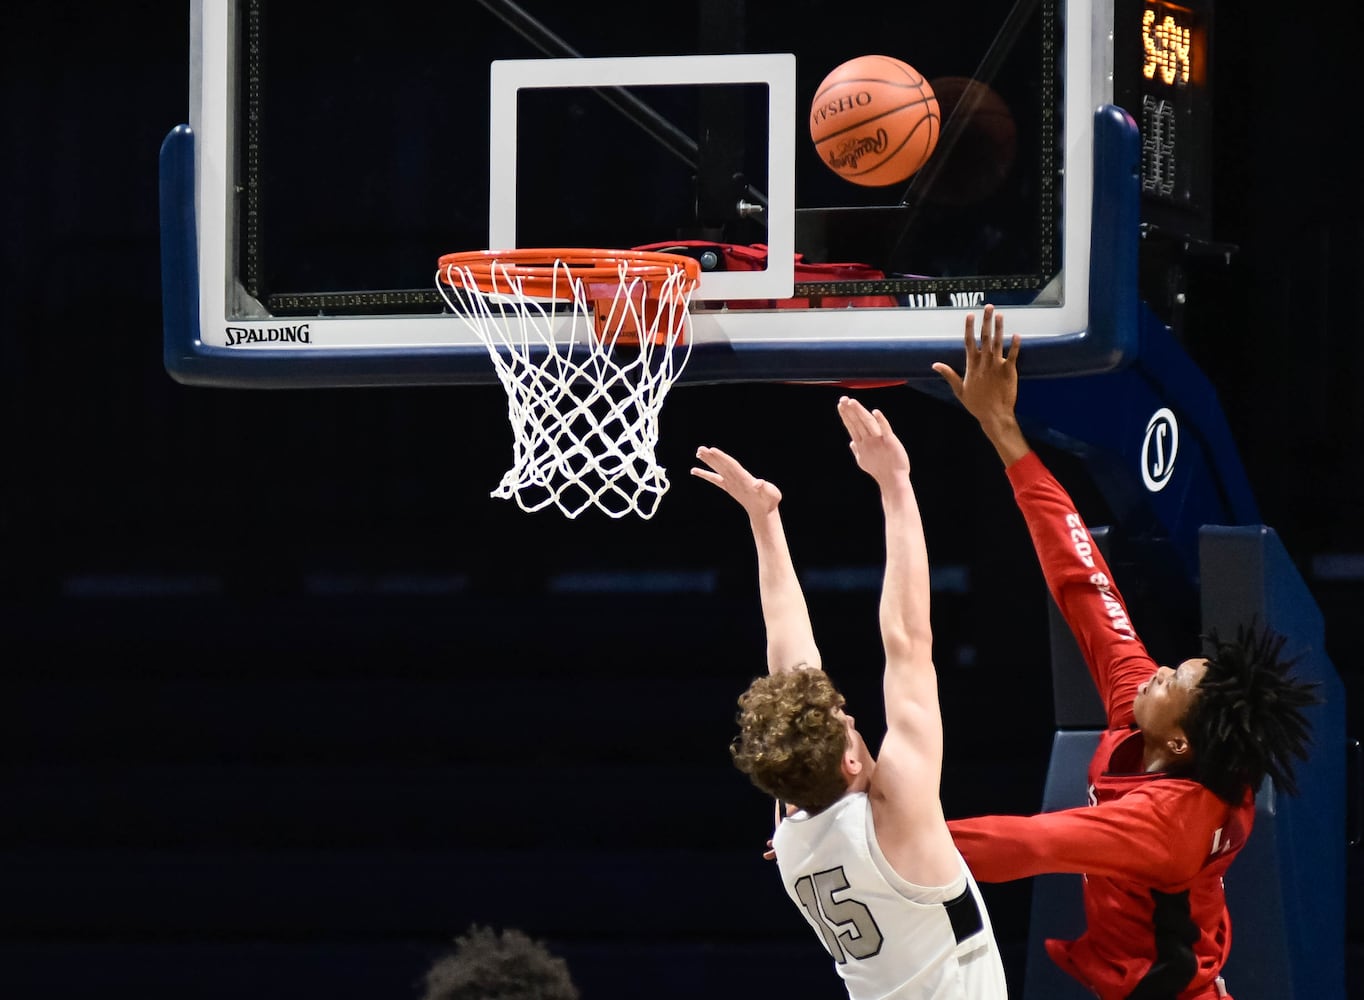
left=161, top=0, right=1147, bottom=387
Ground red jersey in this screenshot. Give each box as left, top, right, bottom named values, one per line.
left=947, top=451, right=1254, bottom=1000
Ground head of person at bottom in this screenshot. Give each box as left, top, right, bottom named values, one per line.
left=730, top=667, right=873, bottom=815
left=420, top=924, right=580, bottom=1000
left=1132, top=621, right=1320, bottom=803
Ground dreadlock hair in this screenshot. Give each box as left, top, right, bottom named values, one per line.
left=1182, top=622, right=1321, bottom=804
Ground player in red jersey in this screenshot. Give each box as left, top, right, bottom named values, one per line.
left=931, top=305, right=1319, bottom=1000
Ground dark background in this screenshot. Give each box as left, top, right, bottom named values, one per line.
left=2, top=3, right=1361, bottom=999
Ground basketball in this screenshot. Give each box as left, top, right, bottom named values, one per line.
left=810, top=55, right=940, bottom=187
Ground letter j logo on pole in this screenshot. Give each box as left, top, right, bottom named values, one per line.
left=1141, top=407, right=1178, bottom=492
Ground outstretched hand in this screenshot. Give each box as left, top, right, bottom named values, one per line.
left=837, top=396, right=910, bottom=488
left=930, top=305, right=1030, bottom=465
left=930, top=304, right=1020, bottom=427
left=691, top=446, right=782, bottom=518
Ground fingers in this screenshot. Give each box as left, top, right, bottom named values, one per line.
left=963, top=304, right=1001, bottom=346
left=963, top=307, right=991, bottom=373
left=930, top=361, right=964, bottom=397
left=693, top=445, right=740, bottom=477
left=838, top=396, right=900, bottom=446
left=691, top=445, right=745, bottom=491
left=694, top=444, right=728, bottom=466
left=969, top=303, right=997, bottom=357
left=962, top=304, right=1011, bottom=361
left=988, top=304, right=1004, bottom=357
left=690, top=445, right=724, bottom=486
left=837, top=398, right=909, bottom=478
left=692, top=446, right=782, bottom=505
left=942, top=306, right=1017, bottom=401
left=837, top=395, right=879, bottom=443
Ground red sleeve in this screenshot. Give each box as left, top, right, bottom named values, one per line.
left=947, top=784, right=1223, bottom=886
left=1005, top=452, right=1157, bottom=727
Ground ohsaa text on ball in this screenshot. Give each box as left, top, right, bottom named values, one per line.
left=811, top=91, right=874, bottom=130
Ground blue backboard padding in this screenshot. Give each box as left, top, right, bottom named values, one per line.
left=1083, top=104, right=1143, bottom=375
left=159, top=124, right=199, bottom=381
left=1201, top=525, right=1347, bottom=999
left=158, top=106, right=1143, bottom=388
left=1011, top=302, right=1261, bottom=585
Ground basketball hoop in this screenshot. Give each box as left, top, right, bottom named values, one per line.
left=435, top=248, right=702, bottom=520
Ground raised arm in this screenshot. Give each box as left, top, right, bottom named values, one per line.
left=838, top=398, right=958, bottom=883
left=932, top=306, right=1156, bottom=724
left=836, top=398, right=933, bottom=711
left=691, top=447, right=819, bottom=675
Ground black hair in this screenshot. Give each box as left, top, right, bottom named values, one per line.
left=420, top=924, right=580, bottom=1000
left=1183, top=622, right=1321, bottom=804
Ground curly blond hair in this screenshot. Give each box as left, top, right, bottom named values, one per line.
left=730, top=668, right=850, bottom=814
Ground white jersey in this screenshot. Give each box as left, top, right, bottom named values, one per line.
left=773, top=792, right=1008, bottom=999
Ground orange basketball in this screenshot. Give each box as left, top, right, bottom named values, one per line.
left=810, top=55, right=940, bottom=187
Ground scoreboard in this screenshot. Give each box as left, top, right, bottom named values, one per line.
left=1114, top=0, right=1214, bottom=241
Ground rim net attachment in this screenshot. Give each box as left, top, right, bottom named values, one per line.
left=435, top=248, right=702, bottom=520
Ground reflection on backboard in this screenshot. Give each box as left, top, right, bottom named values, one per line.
left=161, top=0, right=1148, bottom=387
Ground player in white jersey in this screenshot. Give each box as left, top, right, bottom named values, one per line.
left=692, top=395, right=1009, bottom=1000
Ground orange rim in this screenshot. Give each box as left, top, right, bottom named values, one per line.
left=437, top=247, right=701, bottom=299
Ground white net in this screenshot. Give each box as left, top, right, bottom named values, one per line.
left=435, top=254, right=698, bottom=519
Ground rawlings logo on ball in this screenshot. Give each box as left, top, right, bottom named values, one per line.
left=827, top=129, right=890, bottom=171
